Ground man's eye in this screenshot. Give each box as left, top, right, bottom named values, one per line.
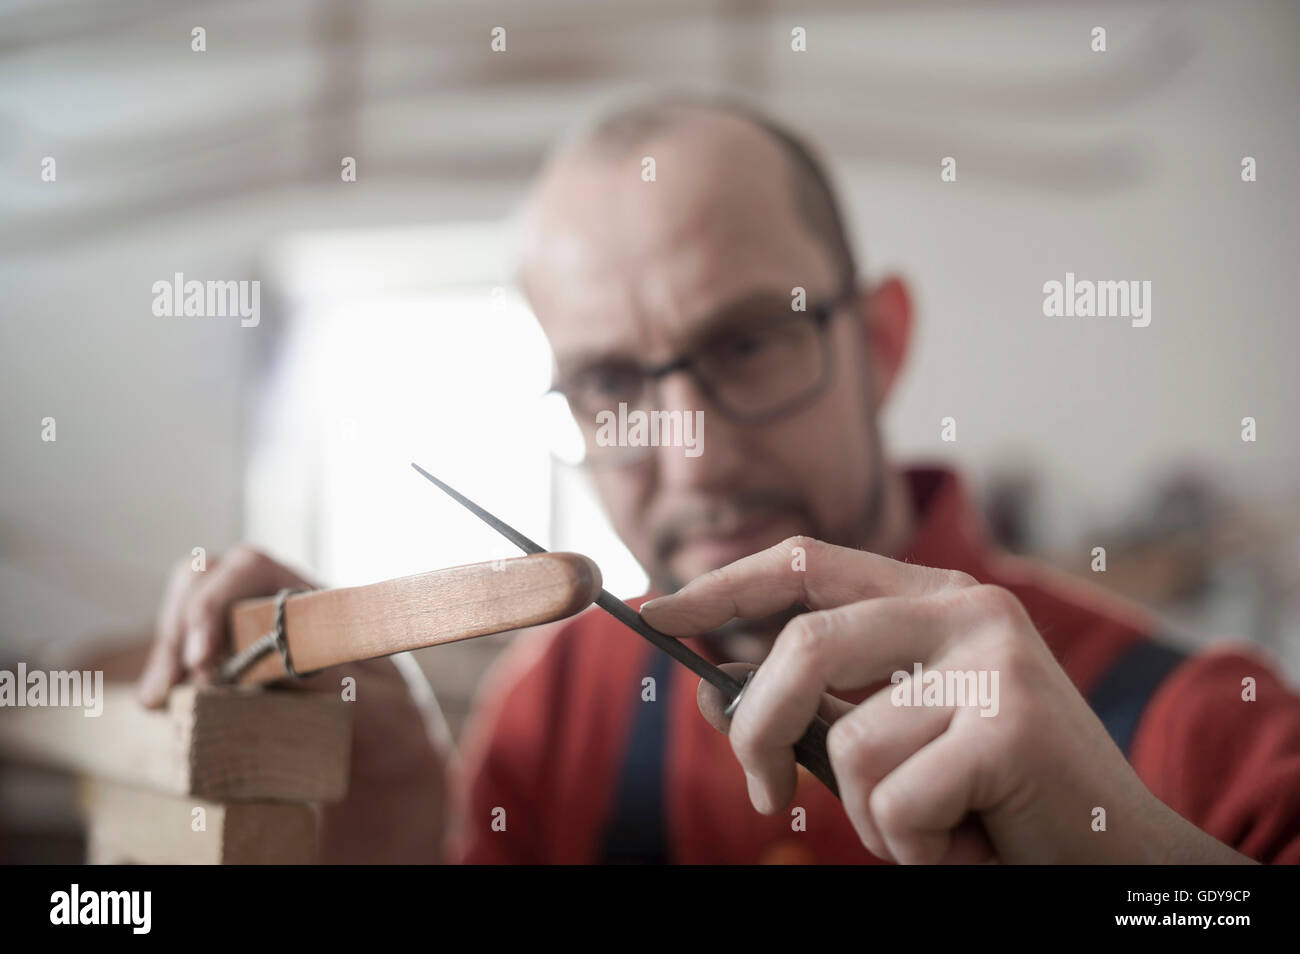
left=576, top=367, right=641, bottom=399
left=723, top=334, right=768, bottom=358
left=714, top=328, right=781, bottom=363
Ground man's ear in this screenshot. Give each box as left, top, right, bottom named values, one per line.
left=858, top=275, right=913, bottom=406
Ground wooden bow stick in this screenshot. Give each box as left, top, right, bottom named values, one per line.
left=223, top=552, right=602, bottom=685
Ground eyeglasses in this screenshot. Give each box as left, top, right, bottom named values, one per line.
left=544, top=280, right=855, bottom=467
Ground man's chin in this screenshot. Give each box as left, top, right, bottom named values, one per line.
left=683, top=604, right=806, bottom=663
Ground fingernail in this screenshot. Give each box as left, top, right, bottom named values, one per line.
left=745, top=772, right=772, bottom=814
left=183, top=625, right=207, bottom=668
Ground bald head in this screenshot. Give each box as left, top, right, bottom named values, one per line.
left=532, top=94, right=857, bottom=291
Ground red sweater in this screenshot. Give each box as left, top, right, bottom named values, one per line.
left=452, top=468, right=1300, bottom=864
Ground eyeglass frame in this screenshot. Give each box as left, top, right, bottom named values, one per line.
left=548, top=276, right=859, bottom=428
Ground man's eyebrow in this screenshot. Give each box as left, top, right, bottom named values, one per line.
left=681, top=289, right=799, bottom=348
left=552, top=288, right=800, bottom=379
left=552, top=347, right=638, bottom=382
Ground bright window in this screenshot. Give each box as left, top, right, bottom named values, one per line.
left=247, top=222, right=648, bottom=596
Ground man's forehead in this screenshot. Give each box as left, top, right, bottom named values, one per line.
left=519, top=116, right=838, bottom=362
left=523, top=129, right=796, bottom=272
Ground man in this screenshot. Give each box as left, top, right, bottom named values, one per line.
left=137, top=94, right=1300, bottom=864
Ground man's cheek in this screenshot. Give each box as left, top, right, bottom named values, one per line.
left=592, top=473, right=657, bottom=558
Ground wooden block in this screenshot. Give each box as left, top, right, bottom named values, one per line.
left=0, top=684, right=351, bottom=802
left=80, top=779, right=316, bottom=864
left=228, top=551, right=601, bottom=684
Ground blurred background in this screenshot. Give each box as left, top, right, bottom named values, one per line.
left=2, top=0, right=1298, bottom=860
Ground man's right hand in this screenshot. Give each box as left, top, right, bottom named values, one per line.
left=136, top=545, right=452, bottom=863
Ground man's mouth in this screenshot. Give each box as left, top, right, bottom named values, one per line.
left=672, top=511, right=800, bottom=569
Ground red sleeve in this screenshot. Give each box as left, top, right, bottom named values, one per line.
left=448, top=622, right=569, bottom=864
left=1130, top=644, right=1300, bottom=863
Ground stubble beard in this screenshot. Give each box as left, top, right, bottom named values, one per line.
left=653, top=421, right=890, bottom=663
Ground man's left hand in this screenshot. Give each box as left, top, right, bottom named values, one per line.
left=641, top=536, right=1253, bottom=864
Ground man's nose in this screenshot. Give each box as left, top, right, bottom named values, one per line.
left=651, top=371, right=746, bottom=490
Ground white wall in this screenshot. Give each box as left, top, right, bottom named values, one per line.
left=2, top=0, right=1297, bottom=665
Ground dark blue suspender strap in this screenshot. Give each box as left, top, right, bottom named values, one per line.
left=600, top=649, right=674, bottom=864
left=1087, top=638, right=1188, bottom=757
left=597, top=636, right=1185, bottom=861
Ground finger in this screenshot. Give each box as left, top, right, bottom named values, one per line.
left=181, top=547, right=308, bottom=671
left=641, top=536, right=973, bottom=637
left=696, top=663, right=757, bottom=732
left=697, top=663, right=855, bottom=815
left=728, top=591, right=978, bottom=816
left=138, top=637, right=184, bottom=708
left=869, top=730, right=996, bottom=864
left=139, top=556, right=217, bottom=707
left=696, top=663, right=855, bottom=734
left=828, top=686, right=955, bottom=861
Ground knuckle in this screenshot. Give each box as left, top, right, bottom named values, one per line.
left=826, top=716, right=872, bottom=778
left=996, top=638, right=1039, bottom=691
left=990, top=706, right=1036, bottom=758
left=940, top=568, right=978, bottom=590
left=991, top=621, right=1029, bottom=663
left=967, top=583, right=1023, bottom=619
left=868, top=782, right=907, bottom=834
left=778, top=534, right=824, bottom=568
left=782, top=611, right=832, bottom=662
left=226, top=544, right=268, bottom=570
left=700, top=563, right=732, bottom=589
